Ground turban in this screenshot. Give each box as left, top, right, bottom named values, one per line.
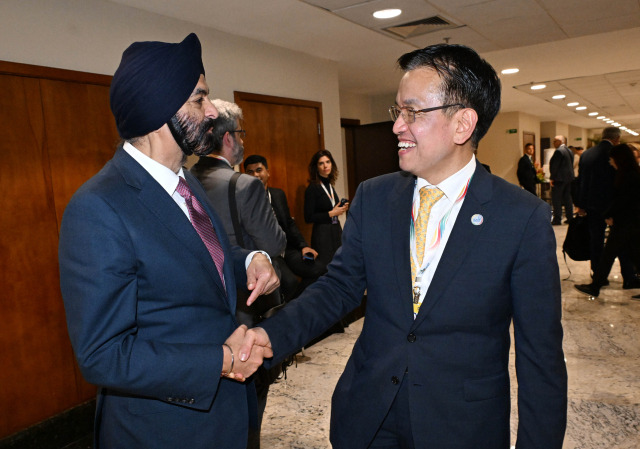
left=110, top=33, right=205, bottom=139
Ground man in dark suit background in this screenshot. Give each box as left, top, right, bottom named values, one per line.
left=550, top=135, right=575, bottom=224
left=244, top=154, right=327, bottom=302
left=242, top=44, right=567, bottom=448
left=189, top=100, right=285, bottom=261
left=574, top=127, right=623, bottom=277
left=58, top=34, right=278, bottom=449
left=517, top=142, right=539, bottom=195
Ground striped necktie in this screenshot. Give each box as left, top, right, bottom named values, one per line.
left=176, top=177, right=226, bottom=289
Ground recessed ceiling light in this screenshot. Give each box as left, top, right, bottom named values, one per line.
left=576, top=106, right=587, bottom=110
left=597, top=116, right=606, bottom=120
left=613, top=122, right=621, bottom=127
left=501, top=68, right=519, bottom=75
left=552, top=94, right=566, bottom=99
left=567, top=102, right=579, bottom=107
left=588, top=112, right=598, bottom=116
left=373, top=9, right=402, bottom=19
left=606, top=120, right=614, bottom=123
left=530, top=84, right=546, bottom=90
left=620, top=126, right=627, bottom=130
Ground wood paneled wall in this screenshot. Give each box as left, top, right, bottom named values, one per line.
left=0, top=61, right=118, bottom=438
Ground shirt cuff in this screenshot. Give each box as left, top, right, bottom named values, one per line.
left=245, top=251, right=272, bottom=269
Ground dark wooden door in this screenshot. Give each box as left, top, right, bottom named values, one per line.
left=0, top=62, right=117, bottom=438
left=347, top=121, right=399, bottom=190
left=235, top=92, right=323, bottom=243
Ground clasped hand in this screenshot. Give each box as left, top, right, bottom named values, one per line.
left=223, top=325, right=272, bottom=382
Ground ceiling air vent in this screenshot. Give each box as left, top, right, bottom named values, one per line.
left=384, top=15, right=457, bottom=39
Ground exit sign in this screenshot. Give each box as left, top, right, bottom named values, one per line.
left=507, top=129, right=517, bottom=134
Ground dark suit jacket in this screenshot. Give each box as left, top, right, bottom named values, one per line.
left=269, top=186, right=308, bottom=252
left=574, top=140, right=616, bottom=214
left=550, top=144, right=574, bottom=183
left=59, top=147, right=253, bottom=449
left=517, top=154, right=538, bottom=194
left=261, top=163, right=567, bottom=449
left=190, top=157, right=285, bottom=257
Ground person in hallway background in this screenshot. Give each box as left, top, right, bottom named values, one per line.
left=550, top=135, right=574, bottom=224
left=242, top=43, right=567, bottom=449
left=58, top=34, right=278, bottom=449
left=574, top=127, right=621, bottom=277
left=571, top=146, right=584, bottom=177
left=304, top=149, right=349, bottom=268
left=570, top=146, right=584, bottom=201
left=244, top=154, right=327, bottom=302
left=575, top=143, right=640, bottom=298
left=517, top=142, right=539, bottom=195
left=189, top=100, right=286, bottom=449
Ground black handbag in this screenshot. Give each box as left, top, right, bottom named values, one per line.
left=562, top=215, right=590, bottom=261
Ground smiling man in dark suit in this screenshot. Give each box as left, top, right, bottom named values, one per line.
left=241, top=44, right=567, bottom=449
left=58, top=33, right=278, bottom=449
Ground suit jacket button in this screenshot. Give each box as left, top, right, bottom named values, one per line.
left=391, top=376, right=399, bottom=385
left=407, top=333, right=416, bottom=343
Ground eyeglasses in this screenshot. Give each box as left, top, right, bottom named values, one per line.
left=232, top=129, right=246, bottom=138
left=388, top=104, right=465, bottom=124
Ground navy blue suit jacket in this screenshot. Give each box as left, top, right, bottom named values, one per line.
left=59, top=147, right=254, bottom=449
left=261, top=162, right=567, bottom=448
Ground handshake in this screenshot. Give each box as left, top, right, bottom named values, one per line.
left=221, top=325, right=272, bottom=381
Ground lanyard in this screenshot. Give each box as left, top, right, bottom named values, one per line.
left=410, top=176, right=472, bottom=315
left=320, top=182, right=336, bottom=207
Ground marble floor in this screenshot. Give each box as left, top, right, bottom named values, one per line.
left=261, top=224, right=640, bottom=449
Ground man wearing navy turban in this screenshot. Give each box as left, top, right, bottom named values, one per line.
left=59, top=33, right=278, bottom=449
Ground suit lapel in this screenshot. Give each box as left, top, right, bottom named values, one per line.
left=390, top=173, right=417, bottom=323
left=114, top=149, right=229, bottom=301
left=412, top=164, right=492, bottom=328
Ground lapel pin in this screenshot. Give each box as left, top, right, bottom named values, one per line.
left=471, top=214, right=483, bottom=226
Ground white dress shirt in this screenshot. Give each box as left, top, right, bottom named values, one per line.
left=123, top=142, right=266, bottom=269
left=411, top=156, right=476, bottom=311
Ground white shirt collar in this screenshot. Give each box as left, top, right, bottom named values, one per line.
left=415, top=156, right=476, bottom=202
left=123, top=141, right=185, bottom=196
left=209, top=154, right=233, bottom=167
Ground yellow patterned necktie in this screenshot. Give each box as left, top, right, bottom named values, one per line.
left=411, top=187, right=444, bottom=314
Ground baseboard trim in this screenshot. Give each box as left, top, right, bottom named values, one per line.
left=0, top=400, right=95, bottom=449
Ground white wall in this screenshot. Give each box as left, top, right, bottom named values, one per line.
left=339, top=90, right=372, bottom=124
left=1, top=0, right=347, bottom=196
left=478, top=112, right=520, bottom=184
left=568, top=125, right=588, bottom=149
left=370, top=93, right=397, bottom=124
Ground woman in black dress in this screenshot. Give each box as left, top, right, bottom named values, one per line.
left=575, top=143, right=640, bottom=298
left=304, top=149, right=349, bottom=268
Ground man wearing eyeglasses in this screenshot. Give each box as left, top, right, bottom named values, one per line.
left=242, top=44, right=567, bottom=449
left=190, top=99, right=285, bottom=449
left=190, top=99, right=285, bottom=259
